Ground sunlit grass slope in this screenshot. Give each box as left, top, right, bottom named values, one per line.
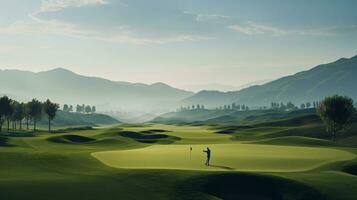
left=0, top=123, right=357, bottom=200
left=92, top=143, right=355, bottom=172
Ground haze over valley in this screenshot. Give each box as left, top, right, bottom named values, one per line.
left=1, top=1, right=357, bottom=200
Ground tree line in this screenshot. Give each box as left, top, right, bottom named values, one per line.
left=0, top=96, right=59, bottom=132
left=179, top=104, right=205, bottom=111
left=62, top=104, right=96, bottom=114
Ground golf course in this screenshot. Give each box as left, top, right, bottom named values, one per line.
left=1, top=123, right=357, bottom=200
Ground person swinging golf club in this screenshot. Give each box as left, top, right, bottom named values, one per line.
left=203, top=147, right=211, bottom=166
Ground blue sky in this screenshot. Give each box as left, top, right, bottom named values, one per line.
left=0, top=0, right=356, bottom=88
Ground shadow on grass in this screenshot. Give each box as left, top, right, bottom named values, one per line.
left=175, top=172, right=325, bottom=200
left=0, top=136, right=14, bottom=147
left=118, top=131, right=180, bottom=144
left=209, top=165, right=234, bottom=170
left=47, top=135, right=96, bottom=144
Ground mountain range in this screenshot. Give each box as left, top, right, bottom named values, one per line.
left=1, top=55, right=356, bottom=117
left=181, top=55, right=357, bottom=108
left=0, top=68, right=193, bottom=114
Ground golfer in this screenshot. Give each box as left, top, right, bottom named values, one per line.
left=203, top=147, right=211, bottom=166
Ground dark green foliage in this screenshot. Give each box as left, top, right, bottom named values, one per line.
left=43, top=99, right=59, bottom=132
left=0, top=96, right=12, bottom=132
left=27, top=99, right=43, bottom=131
left=63, top=104, right=69, bottom=112
left=11, top=102, right=25, bottom=130
left=317, top=95, right=355, bottom=141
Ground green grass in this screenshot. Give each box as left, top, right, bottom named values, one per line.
left=1, top=124, right=357, bottom=199
left=93, top=143, right=354, bottom=172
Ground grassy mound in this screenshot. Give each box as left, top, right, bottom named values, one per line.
left=177, top=173, right=324, bottom=200
left=47, top=135, right=96, bottom=144
left=247, top=136, right=336, bottom=147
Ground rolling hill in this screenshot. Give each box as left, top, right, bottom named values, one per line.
left=36, top=110, right=120, bottom=128
left=0, top=68, right=193, bottom=114
left=182, top=55, right=357, bottom=108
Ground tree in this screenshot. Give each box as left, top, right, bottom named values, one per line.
left=24, top=102, right=31, bottom=130
left=76, top=104, right=82, bottom=113
left=5, top=98, right=14, bottom=132
left=28, top=99, right=43, bottom=131
left=306, top=102, right=311, bottom=108
left=0, top=96, right=12, bottom=132
left=12, top=102, right=25, bottom=130
left=91, top=106, right=96, bottom=113
left=63, top=104, right=69, bottom=112
left=85, top=105, right=92, bottom=114
left=43, top=99, right=59, bottom=132
left=317, top=95, right=355, bottom=141
left=300, top=103, right=306, bottom=109
left=69, top=105, right=73, bottom=112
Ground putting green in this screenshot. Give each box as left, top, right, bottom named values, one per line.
left=92, top=144, right=356, bottom=172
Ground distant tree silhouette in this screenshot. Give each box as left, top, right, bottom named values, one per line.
left=23, top=102, right=31, bottom=130
left=286, top=102, right=296, bottom=110
left=43, top=99, right=59, bottom=132
left=63, top=104, right=69, bottom=112
left=28, top=99, right=43, bottom=131
left=85, top=105, right=92, bottom=114
left=91, top=106, right=96, bottom=113
left=0, top=96, right=12, bottom=132
left=76, top=104, right=82, bottom=113
left=300, top=103, right=306, bottom=109
left=317, top=95, right=354, bottom=141
left=12, top=101, right=25, bottom=130
left=5, top=99, right=14, bottom=132
left=306, top=102, right=311, bottom=108
left=69, top=105, right=73, bottom=112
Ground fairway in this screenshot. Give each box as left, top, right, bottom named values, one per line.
left=92, top=143, right=355, bottom=172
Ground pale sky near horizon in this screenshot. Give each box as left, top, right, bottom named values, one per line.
left=0, top=0, right=356, bottom=88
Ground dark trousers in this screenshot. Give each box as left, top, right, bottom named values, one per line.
left=205, top=156, right=210, bottom=166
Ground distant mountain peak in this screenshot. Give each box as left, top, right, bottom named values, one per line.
left=42, top=67, right=76, bottom=75
left=150, top=82, right=172, bottom=88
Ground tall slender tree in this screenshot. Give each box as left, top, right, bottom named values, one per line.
left=6, top=99, right=14, bottom=132
left=0, top=96, right=12, bottom=132
left=24, top=102, right=31, bottom=130
left=11, top=101, right=25, bottom=130
left=43, top=99, right=59, bottom=132
left=28, top=99, right=43, bottom=132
